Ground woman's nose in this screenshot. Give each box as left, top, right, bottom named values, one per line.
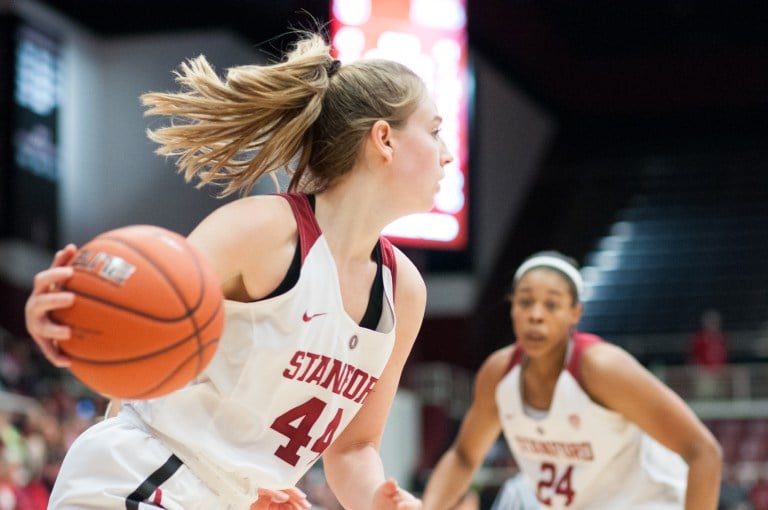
left=440, top=139, right=454, bottom=166
left=528, top=303, right=544, bottom=321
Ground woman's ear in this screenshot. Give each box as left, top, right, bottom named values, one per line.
left=368, top=119, right=393, bottom=163
left=571, top=302, right=584, bottom=326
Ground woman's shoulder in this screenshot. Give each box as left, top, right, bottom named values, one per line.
left=187, top=194, right=298, bottom=290
left=580, top=338, right=634, bottom=374
left=477, top=345, right=516, bottom=390
left=389, top=245, right=427, bottom=306
left=192, top=195, right=295, bottom=244
left=579, top=337, right=647, bottom=403
left=208, top=194, right=294, bottom=228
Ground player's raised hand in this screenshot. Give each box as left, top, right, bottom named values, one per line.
left=24, top=244, right=77, bottom=367
left=373, top=479, right=422, bottom=510
left=251, top=487, right=311, bottom=510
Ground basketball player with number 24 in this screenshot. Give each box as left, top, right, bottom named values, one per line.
left=25, top=29, right=452, bottom=509
left=422, top=252, right=722, bottom=510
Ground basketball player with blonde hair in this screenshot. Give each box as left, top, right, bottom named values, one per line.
left=422, top=251, right=722, bottom=509
left=25, top=30, right=452, bottom=509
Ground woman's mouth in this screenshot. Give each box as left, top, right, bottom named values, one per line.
left=522, top=332, right=547, bottom=342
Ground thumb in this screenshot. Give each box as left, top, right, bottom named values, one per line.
left=382, top=478, right=399, bottom=496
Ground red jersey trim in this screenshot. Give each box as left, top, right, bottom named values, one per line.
left=278, top=192, right=398, bottom=301
left=565, top=331, right=603, bottom=384
left=506, top=332, right=602, bottom=379
left=378, top=236, right=397, bottom=298
left=506, top=344, right=525, bottom=373
left=280, top=193, right=322, bottom=264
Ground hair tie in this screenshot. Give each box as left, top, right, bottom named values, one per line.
left=327, top=59, right=341, bottom=77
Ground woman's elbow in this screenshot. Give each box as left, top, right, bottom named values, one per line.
left=686, top=431, right=723, bottom=470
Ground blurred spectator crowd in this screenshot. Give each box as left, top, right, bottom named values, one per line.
left=0, top=328, right=107, bottom=510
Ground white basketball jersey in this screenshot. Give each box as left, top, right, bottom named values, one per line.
left=496, top=332, right=687, bottom=509
left=127, top=193, right=398, bottom=504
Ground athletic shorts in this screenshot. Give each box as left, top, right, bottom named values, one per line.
left=48, top=415, right=241, bottom=510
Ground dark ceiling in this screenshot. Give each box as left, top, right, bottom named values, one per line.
left=28, top=1, right=768, bottom=138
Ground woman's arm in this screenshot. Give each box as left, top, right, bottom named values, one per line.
left=421, top=347, right=510, bottom=510
left=582, top=342, right=722, bottom=510
left=321, top=250, right=425, bottom=510
left=186, top=195, right=298, bottom=301
left=105, top=399, right=122, bottom=418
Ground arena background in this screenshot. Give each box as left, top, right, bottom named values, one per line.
left=1, top=1, right=767, bottom=508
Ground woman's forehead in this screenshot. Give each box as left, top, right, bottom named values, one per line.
left=517, top=267, right=571, bottom=289
left=410, top=97, right=439, bottom=120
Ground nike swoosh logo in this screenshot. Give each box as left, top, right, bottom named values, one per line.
left=302, top=311, right=327, bottom=322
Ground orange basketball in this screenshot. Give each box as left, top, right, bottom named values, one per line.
left=51, top=225, right=224, bottom=399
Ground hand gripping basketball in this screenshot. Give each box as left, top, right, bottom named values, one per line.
left=50, top=225, right=224, bottom=399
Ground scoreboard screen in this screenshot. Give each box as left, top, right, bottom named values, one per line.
left=330, top=0, right=470, bottom=250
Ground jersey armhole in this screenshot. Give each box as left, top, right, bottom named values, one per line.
left=259, top=193, right=320, bottom=300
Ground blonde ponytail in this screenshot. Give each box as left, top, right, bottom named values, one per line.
left=142, top=31, right=425, bottom=196
left=142, top=34, right=332, bottom=196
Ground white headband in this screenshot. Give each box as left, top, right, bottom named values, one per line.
left=514, top=255, right=584, bottom=299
